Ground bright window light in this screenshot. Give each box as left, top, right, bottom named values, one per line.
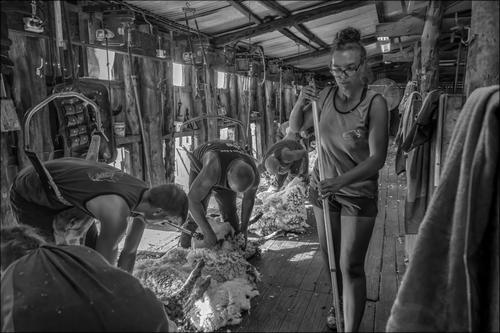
left=216, top=71, right=227, bottom=89
left=173, top=63, right=185, bottom=87
left=87, top=48, right=115, bottom=80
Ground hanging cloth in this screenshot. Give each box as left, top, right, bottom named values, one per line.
left=395, top=91, right=422, bottom=174
left=403, top=90, right=442, bottom=234
left=387, top=85, right=499, bottom=332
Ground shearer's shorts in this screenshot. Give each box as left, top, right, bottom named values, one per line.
left=309, top=187, right=378, bottom=218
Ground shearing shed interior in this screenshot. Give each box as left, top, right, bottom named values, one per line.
left=0, top=0, right=498, bottom=332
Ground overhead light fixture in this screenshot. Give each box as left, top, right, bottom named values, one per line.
left=377, top=36, right=391, bottom=53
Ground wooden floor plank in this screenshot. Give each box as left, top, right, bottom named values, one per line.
left=297, top=291, right=331, bottom=333
left=374, top=236, right=398, bottom=332
left=280, top=289, right=315, bottom=332
left=365, top=164, right=389, bottom=301
left=259, top=287, right=303, bottom=332
left=237, top=237, right=291, bottom=332
left=359, top=301, right=376, bottom=332
left=282, top=236, right=320, bottom=289
left=299, top=247, right=328, bottom=293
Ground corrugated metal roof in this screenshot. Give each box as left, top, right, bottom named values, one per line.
left=302, top=3, right=378, bottom=44
left=122, top=0, right=468, bottom=73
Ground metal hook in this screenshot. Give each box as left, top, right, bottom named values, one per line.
left=36, top=58, right=44, bottom=78
left=461, top=26, right=474, bottom=46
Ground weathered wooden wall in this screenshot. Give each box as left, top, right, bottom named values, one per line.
left=1, top=31, right=54, bottom=226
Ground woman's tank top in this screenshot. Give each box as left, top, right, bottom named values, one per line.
left=312, top=86, right=381, bottom=198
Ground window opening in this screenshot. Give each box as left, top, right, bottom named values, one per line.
left=216, top=71, right=227, bottom=89
left=87, top=48, right=116, bottom=80
left=173, top=63, right=185, bottom=87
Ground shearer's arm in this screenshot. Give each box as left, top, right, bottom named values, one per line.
left=188, top=153, right=220, bottom=248
left=240, top=173, right=260, bottom=237
left=86, top=195, right=130, bottom=268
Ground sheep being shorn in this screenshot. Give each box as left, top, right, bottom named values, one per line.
left=134, top=217, right=262, bottom=332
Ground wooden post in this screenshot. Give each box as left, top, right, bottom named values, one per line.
left=138, top=57, right=165, bottom=186
left=9, top=31, right=53, bottom=168
left=229, top=73, right=238, bottom=120
left=420, top=0, right=445, bottom=96
left=411, top=41, right=421, bottom=83
left=264, top=80, right=275, bottom=149
left=204, top=66, right=218, bottom=141
left=237, top=75, right=248, bottom=145
left=121, top=54, right=143, bottom=179
left=191, top=66, right=207, bottom=143
left=464, top=1, right=499, bottom=97
left=163, top=59, right=175, bottom=183
left=256, top=81, right=266, bottom=153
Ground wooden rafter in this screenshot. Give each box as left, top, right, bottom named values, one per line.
left=213, top=0, right=366, bottom=46
left=226, top=0, right=317, bottom=51
left=258, top=0, right=329, bottom=49
left=173, top=4, right=233, bottom=22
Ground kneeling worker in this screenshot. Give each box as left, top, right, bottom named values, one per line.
left=180, top=141, right=260, bottom=248
left=9, top=157, right=188, bottom=273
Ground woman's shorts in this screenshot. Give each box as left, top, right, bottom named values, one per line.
left=309, top=187, right=378, bottom=218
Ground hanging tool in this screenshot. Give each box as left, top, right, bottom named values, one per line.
left=310, top=80, right=343, bottom=332
left=23, top=0, right=44, bottom=33
left=157, top=219, right=204, bottom=240
left=132, top=210, right=204, bottom=240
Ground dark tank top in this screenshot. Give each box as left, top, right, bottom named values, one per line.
left=11, top=157, right=147, bottom=222
left=192, top=141, right=258, bottom=190
left=311, top=86, right=382, bottom=198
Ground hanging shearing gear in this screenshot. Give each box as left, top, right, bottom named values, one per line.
left=51, top=81, right=115, bottom=162
left=23, top=91, right=109, bottom=206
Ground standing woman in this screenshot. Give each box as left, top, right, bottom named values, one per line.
left=289, top=27, right=388, bottom=331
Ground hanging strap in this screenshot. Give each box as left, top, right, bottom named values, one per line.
left=24, top=150, right=72, bottom=206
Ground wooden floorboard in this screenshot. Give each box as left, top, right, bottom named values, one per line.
left=296, top=291, right=331, bottom=332
left=359, top=301, right=376, bottom=332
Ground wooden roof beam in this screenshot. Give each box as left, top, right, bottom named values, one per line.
left=226, top=0, right=317, bottom=51
left=258, top=0, right=330, bottom=49
left=214, top=0, right=366, bottom=46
